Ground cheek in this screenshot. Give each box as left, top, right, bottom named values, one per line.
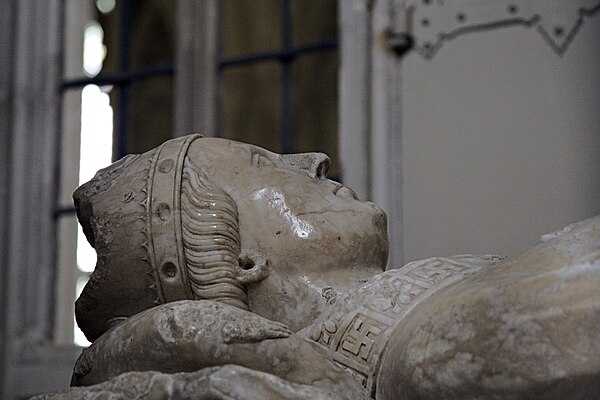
left=241, top=207, right=388, bottom=273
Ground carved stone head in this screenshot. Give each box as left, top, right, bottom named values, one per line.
left=74, top=135, right=389, bottom=340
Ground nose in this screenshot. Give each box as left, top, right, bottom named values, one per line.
left=281, top=152, right=330, bottom=179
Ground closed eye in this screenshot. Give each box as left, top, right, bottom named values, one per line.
left=252, top=153, right=277, bottom=167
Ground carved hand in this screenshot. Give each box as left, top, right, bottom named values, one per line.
left=72, top=300, right=367, bottom=400
left=36, top=365, right=350, bottom=400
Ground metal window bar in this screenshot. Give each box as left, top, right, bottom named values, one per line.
left=281, top=0, right=293, bottom=154
left=61, top=63, right=174, bottom=90
left=116, top=0, right=133, bottom=161
left=217, top=0, right=338, bottom=155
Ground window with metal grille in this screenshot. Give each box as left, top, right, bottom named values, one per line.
left=219, top=0, right=339, bottom=179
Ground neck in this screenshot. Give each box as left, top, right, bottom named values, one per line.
left=247, top=263, right=383, bottom=332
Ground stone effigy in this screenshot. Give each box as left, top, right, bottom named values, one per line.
left=35, top=135, right=600, bottom=399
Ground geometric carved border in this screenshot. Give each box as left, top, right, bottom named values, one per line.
left=310, top=254, right=501, bottom=396
left=329, top=307, right=396, bottom=395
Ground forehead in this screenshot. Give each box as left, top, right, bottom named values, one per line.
left=190, top=137, right=276, bottom=162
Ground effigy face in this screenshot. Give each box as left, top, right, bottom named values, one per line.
left=185, top=137, right=388, bottom=276
left=184, top=138, right=389, bottom=328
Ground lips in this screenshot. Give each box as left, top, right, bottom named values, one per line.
left=331, top=182, right=343, bottom=194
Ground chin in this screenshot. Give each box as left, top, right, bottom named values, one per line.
left=353, top=201, right=389, bottom=270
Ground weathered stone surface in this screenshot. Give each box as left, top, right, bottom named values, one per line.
left=42, top=135, right=600, bottom=399
left=34, top=365, right=348, bottom=400
left=377, top=215, right=600, bottom=399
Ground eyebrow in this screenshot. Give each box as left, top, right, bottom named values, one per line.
left=250, top=149, right=280, bottom=167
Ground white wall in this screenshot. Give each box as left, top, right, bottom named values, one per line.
left=401, top=21, right=600, bottom=261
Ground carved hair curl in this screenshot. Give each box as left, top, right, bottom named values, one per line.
left=181, top=156, right=249, bottom=310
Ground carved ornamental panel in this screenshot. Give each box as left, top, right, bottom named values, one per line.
left=387, top=0, right=600, bottom=58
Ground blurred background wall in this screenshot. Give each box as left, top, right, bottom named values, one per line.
left=400, top=8, right=600, bottom=261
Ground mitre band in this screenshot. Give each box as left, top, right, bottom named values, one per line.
left=146, top=134, right=201, bottom=303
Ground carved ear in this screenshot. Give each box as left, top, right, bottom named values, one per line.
left=236, top=249, right=270, bottom=285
